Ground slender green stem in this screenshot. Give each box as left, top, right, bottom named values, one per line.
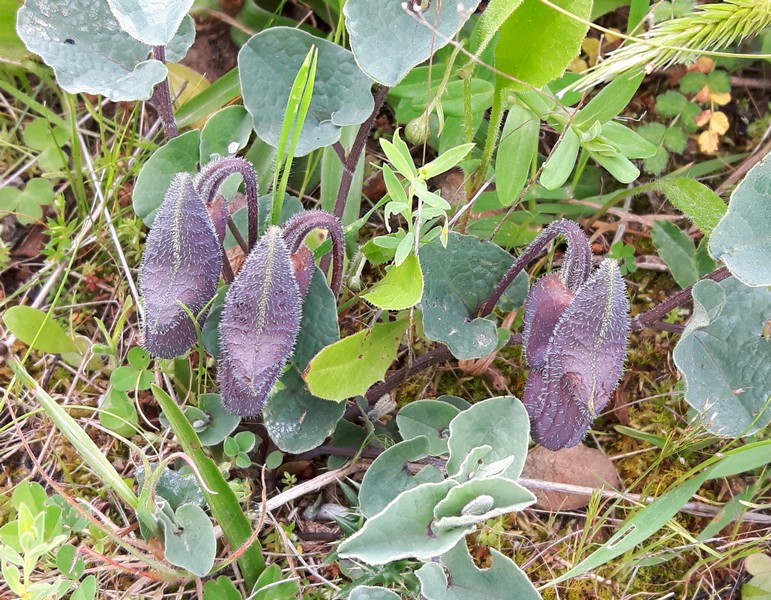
left=473, top=88, right=506, bottom=193
left=151, top=385, right=265, bottom=588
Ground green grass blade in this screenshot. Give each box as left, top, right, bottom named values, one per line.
left=271, top=46, right=318, bottom=224
left=8, top=359, right=138, bottom=509
left=175, top=68, right=241, bottom=130
left=551, top=441, right=771, bottom=584
left=151, top=385, right=265, bottom=587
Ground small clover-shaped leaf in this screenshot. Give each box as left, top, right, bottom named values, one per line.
left=23, top=118, right=69, bottom=172
left=218, top=227, right=303, bottom=416
left=0, top=178, right=55, bottom=225
left=139, top=173, right=222, bottom=359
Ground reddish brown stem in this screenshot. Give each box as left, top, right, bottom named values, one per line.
left=150, top=46, right=180, bottom=139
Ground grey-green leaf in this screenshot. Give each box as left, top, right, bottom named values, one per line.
left=17, top=0, right=192, bottom=101
left=238, top=27, right=374, bottom=156
left=196, top=394, right=241, bottom=446
left=338, top=480, right=468, bottom=564
left=133, top=130, right=201, bottom=226
left=433, top=477, right=535, bottom=530
left=358, top=437, right=443, bottom=518
left=396, top=399, right=461, bottom=456
left=344, top=0, right=482, bottom=86
left=159, top=503, right=216, bottom=577
left=291, top=268, right=340, bottom=370
left=445, top=396, right=530, bottom=481
left=106, top=0, right=194, bottom=46
left=349, top=587, right=402, bottom=600
left=709, top=155, right=771, bottom=286
left=420, top=233, right=528, bottom=360
left=199, top=106, right=254, bottom=162
left=416, top=541, right=542, bottom=600
left=673, top=277, right=771, bottom=437
left=263, top=369, right=345, bottom=453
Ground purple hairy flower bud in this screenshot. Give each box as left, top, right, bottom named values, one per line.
left=139, top=173, right=222, bottom=358
left=524, top=260, right=630, bottom=450
left=218, top=227, right=303, bottom=416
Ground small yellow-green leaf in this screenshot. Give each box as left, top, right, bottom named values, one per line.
left=3, top=306, right=78, bottom=355
left=304, top=319, right=409, bottom=401
left=495, top=0, right=592, bottom=92
left=363, top=255, right=424, bottom=310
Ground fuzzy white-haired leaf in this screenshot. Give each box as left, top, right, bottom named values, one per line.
left=218, top=227, right=302, bottom=416
left=140, top=173, right=221, bottom=358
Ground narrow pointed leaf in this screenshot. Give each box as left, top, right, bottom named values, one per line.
left=218, top=227, right=302, bottom=416
left=534, top=260, right=630, bottom=450
left=140, top=174, right=221, bottom=359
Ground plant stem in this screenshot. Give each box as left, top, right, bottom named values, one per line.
left=366, top=266, right=732, bottom=405
left=477, top=219, right=591, bottom=316
left=150, top=46, right=180, bottom=139
left=196, top=157, right=260, bottom=251
left=281, top=209, right=345, bottom=296
left=331, top=85, right=389, bottom=220
left=471, top=87, right=506, bottom=193
left=629, top=266, right=730, bottom=331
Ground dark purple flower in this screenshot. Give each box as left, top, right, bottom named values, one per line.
left=525, top=260, right=630, bottom=450
left=218, top=227, right=303, bottom=416
left=139, top=173, right=222, bottom=358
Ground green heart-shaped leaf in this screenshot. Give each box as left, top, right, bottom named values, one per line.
left=344, top=0, right=482, bottom=86
left=17, top=0, right=194, bottom=101
left=238, top=27, right=374, bottom=156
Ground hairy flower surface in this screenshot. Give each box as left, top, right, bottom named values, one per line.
left=523, top=259, right=630, bottom=450
left=140, top=173, right=222, bottom=358
left=218, top=226, right=303, bottom=416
